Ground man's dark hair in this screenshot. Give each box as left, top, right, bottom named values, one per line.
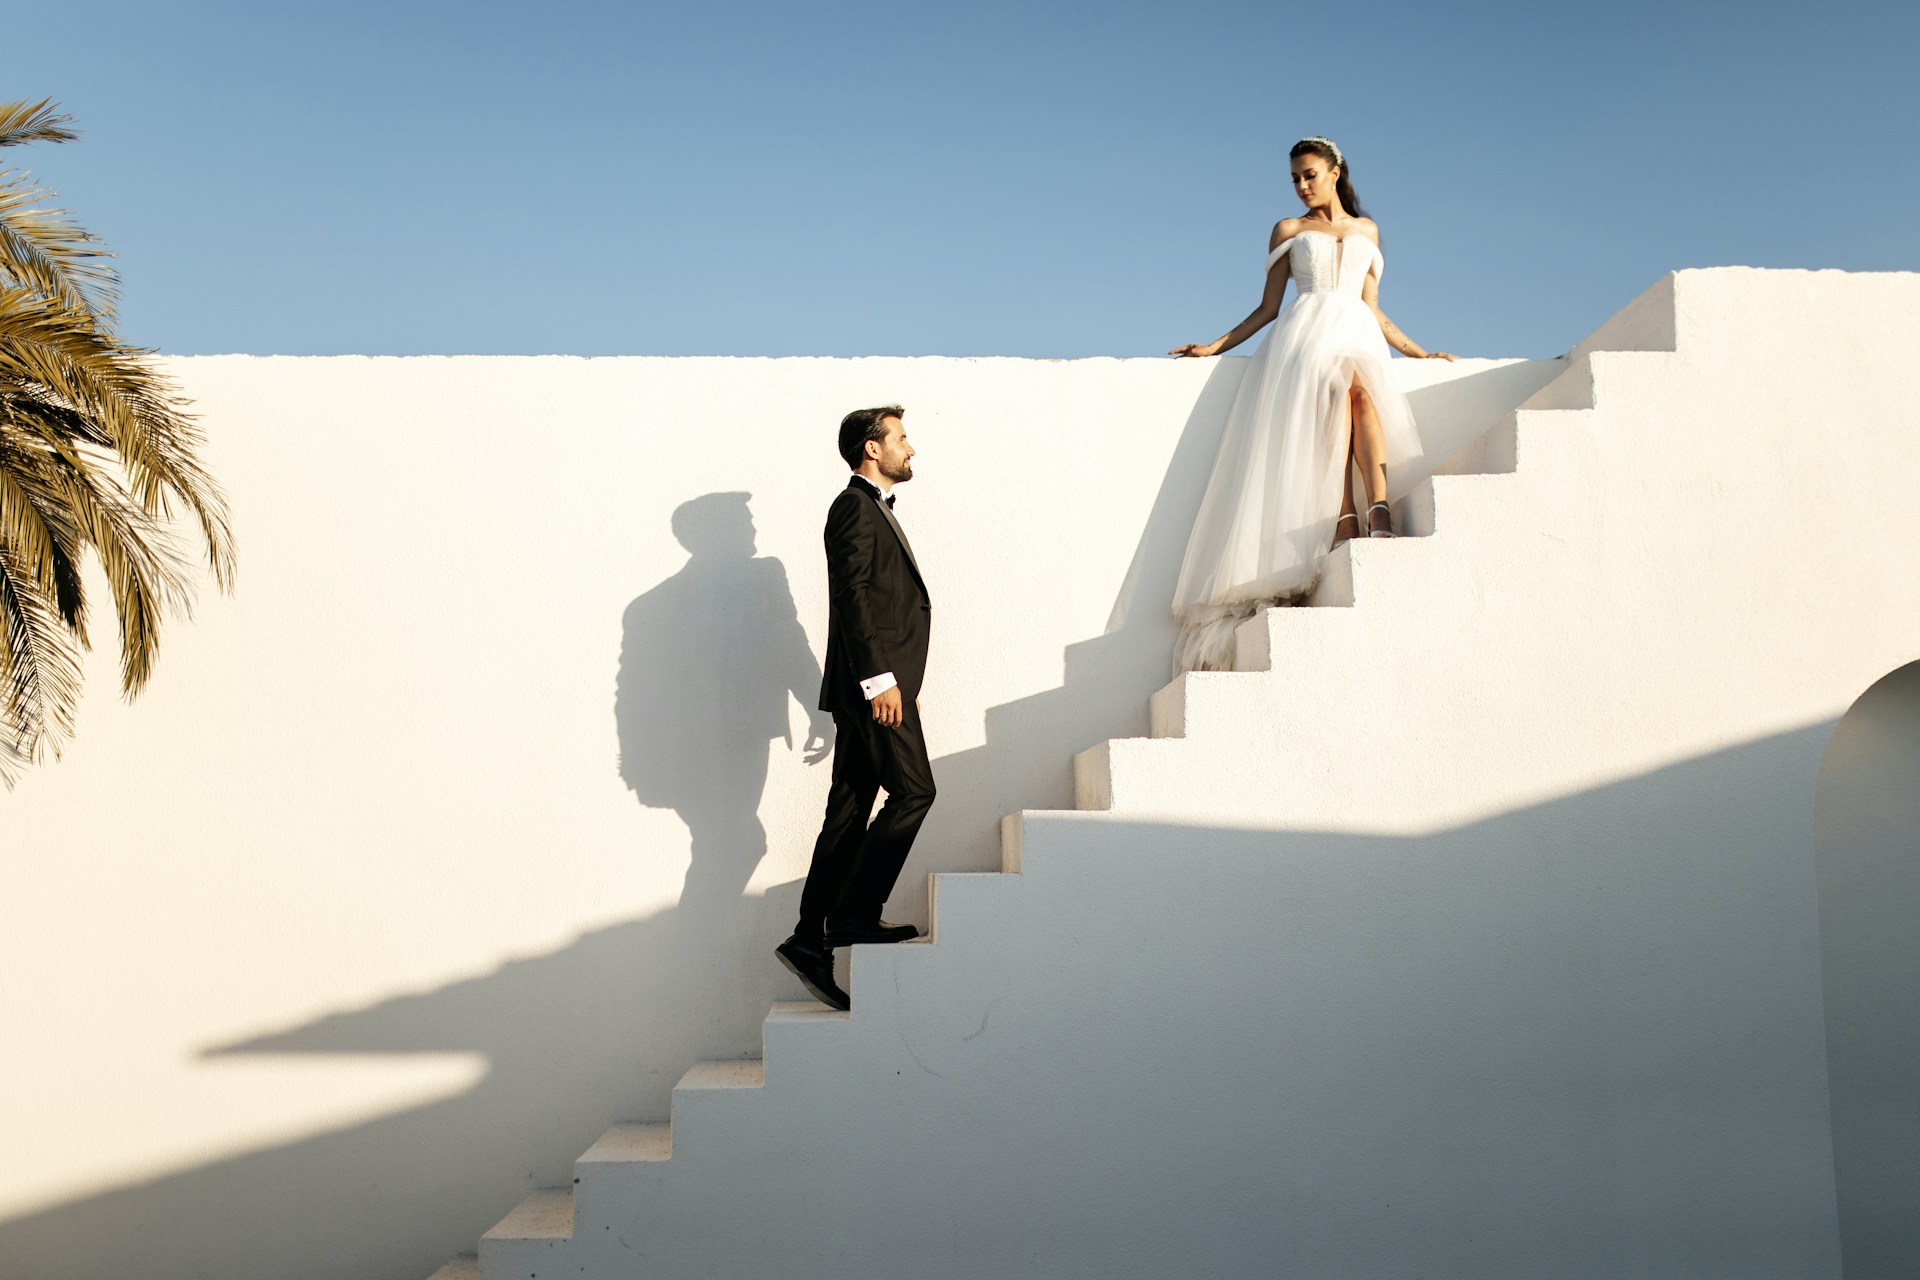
left=838, top=405, right=903, bottom=470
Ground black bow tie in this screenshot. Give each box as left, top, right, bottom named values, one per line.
left=884, top=493, right=896, bottom=510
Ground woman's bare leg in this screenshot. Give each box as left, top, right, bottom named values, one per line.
left=1331, top=408, right=1360, bottom=548
left=1350, top=383, right=1388, bottom=503
left=1350, top=382, right=1393, bottom=534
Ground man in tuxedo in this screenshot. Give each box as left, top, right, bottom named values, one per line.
left=776, top=405, right=935, bottom=1010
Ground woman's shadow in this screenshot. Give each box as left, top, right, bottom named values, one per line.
left=615, top=490, right=832, bottom=911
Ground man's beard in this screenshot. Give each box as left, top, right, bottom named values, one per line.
left=879, top=455, right=913, bottom=483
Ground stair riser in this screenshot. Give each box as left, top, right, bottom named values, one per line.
left=664, top=1088, right=775, bottom=1167
left=928, top=873, right=1022, bottom=942
left=763, top=1019, right=861, bottom=1080
left=1521, top=353, right=1597, bottom=411
left=998, top=811, right=1025, bottom=872
left=996, top=814, right=1183, bottom=887
left=1523, top=349, right=1680, bottom=414
left=478, top=1238, right=567, bottom=1279
left=1072, top=740, right=1113, bottom=810
left=570, top=1165, right=670, bottom=1240
left=1397, top=480, right=1438, bottom=537
left=1439, top=412, right=1519, bottom=475
left=1232, top=608, right=1363, bottom=677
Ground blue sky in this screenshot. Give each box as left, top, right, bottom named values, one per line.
left=10, top=0, right=1916, bottom=358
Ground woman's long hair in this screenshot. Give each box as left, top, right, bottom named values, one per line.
left=1289, top=137, right=1367, bottom=220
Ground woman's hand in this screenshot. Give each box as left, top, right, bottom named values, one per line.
left=1168, top=342, right=1219, bottom=358
left=1424, top=351, right=1458, bottom=361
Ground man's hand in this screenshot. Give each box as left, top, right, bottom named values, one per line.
left=870, top=686, right=904, bottom=728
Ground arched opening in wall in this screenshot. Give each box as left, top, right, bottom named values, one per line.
left=1815, top=659, right=1920, bottom=1280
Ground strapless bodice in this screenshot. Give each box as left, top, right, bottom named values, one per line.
left=1266, top=229, right=1382, bottom=296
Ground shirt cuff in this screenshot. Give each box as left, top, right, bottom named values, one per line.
left=860, top=672, right=898, bottom=700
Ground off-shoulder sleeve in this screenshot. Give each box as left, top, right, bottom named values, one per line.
left=1265, top=236, right=1297, bottom=271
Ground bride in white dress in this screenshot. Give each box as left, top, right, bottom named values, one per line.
left=1168, top=137, right=1454, bottom=671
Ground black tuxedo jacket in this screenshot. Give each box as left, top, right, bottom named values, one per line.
left=819, top=476, right=932, bottom=714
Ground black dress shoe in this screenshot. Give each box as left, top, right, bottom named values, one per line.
left=775, top=935, right=850, bottom=1011
left=823, top=918, right=921, bottom=947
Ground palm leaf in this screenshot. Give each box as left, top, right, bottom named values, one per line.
left=0, top=100, right=235, bottom=781
left=0, top=99, right=77, bottom=150
left=0, top=172, right=118, bottom=318
left=1, top=403, right=189, bottom=693
left=0, top=288, right=235, bottom=589
left=0, top=423, right=91, bottom=633
left=0, top=538, right=85, bottom=774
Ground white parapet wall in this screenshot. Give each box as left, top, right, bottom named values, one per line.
left=1, top=268, right=1916, bottom=1280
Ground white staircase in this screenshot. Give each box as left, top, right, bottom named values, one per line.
left=426, top=269, right=1920, bottom=1278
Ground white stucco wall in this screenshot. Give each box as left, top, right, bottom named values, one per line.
left=4, top=268, right=1916, bottom=1280
left=0, top=345, right=1553, bottom=1280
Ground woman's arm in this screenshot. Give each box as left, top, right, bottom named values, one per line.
left=1170, top=223, right=1294, bottom=357
left=1362, top=269, right=1454, bottom=361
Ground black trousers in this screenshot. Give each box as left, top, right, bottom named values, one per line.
left=796, top=697, right=937, bottom=940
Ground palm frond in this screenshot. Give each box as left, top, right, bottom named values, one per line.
left=1, top=403, right=189, bottom=694
left=0, top=99, right=77, bottom=150
left=0, top=425, right=90, bottom=635
left=0, top=172, right=119, bottom=318
left=0, top=539, right=85, bottom=774
left=0, top=287, right=235, bottom=590
left=0, top=100, right=237, bottom=782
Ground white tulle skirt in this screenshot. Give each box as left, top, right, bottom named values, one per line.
left=1171, top=291, right=1429, bottom=672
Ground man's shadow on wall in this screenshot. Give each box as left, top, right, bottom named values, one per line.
left=0, top=492, right=830, bottom=1280
left=616, top=490, right=832, bottom=911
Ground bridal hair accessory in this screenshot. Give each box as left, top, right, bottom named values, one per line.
left=1297, top=135, right=1343, bottom=167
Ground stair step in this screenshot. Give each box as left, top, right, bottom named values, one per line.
left=571, top=1124, right=672, bottom=1243
left=425, top=1256, right=478, bottom=1280
left=762, top=999, right=854, bottom=1077
left=1523, top=348, right=1599, bottom=411
left=1072, top=740, right=1115, bottom=810
left=999, top=811, right=1025, bottom=872
left=663, top=1058, right=770, bottom=1163
left=1230, top=604, right=1360, bottom=675
left=1427, top=471, right=1516, bottom=539
left=479, top=1187, right=573, bottom=1276
left=1074, top=736, right=1192, bottom=814
left=675, top=1058, right=765, bottom=1091
left=578, top=1122, right=671, bottom=1166
left=767, top=999, right=851, bottom=1022
left=482, top=1187, right=573, bottom=1241
left=1306, top=538, right=1356, bottom=606
left=1001, top=809, right=1133, bottom=880
left=925, top=872, right=1019, bottom=944
left=1439, top=410, right=1520, bottom=475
